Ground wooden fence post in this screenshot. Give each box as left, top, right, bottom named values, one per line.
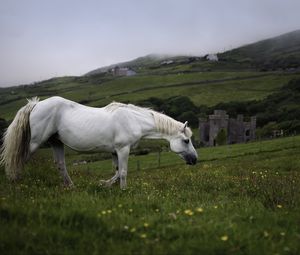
left=158, top=151, right=161, bottom=168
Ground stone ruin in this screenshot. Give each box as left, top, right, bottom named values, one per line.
left=199, top=110, right=256, bottom=146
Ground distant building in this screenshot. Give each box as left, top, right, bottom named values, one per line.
left=205, top=54, right=218, bottom=61
left=161, top=60, right=174, bottom=65
left=199, top=110, right=256, bottom=146
left=112, top=66, right=136, bottom=76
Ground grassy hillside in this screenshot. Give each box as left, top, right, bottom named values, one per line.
left=1, top=71, right=300, bottom=120
left=0, top=136, right=299, bottom=254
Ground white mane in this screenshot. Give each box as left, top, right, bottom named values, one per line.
left=151, top=111, right=192, bottom=137
left=104, top=102, right=192, bottom=137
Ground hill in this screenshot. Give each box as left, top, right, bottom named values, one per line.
left=85, top=54, right=208, bottom=77
left=219, top=30, right=300, bottom=70
left=85, top=54, right=172, bottom=75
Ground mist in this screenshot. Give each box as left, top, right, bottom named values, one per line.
left=1, top=0, right=300, bottom=87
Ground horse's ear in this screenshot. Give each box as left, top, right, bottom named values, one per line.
left=182, top=121, right=188, bottom=132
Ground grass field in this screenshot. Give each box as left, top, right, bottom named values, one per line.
left=1, top=136, right=300, bottom=254
left=1, top=71, right=300, bottom=120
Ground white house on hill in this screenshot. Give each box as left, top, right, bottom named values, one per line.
left=205, top=54, right=219, bottom=61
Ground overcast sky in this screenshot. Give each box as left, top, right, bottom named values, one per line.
left=1, top=0, right=300, bottom=87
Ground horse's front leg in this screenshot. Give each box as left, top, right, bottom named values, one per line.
left=116, top=146, right=130, bottom=190
left=100, top=153, right=119, bottom=187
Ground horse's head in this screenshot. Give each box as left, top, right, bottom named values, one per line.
left=169, top=121, right=198, bottom=165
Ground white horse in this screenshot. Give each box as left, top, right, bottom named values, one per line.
left=1, top=96, right=198, bottom=189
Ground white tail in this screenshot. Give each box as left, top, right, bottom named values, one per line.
left=0, top=97, right=39, bottom=180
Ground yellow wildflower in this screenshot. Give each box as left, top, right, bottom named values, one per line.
left=277, top=204, right=282, bottom=209
left=220, top=235, right=228, bottom=241
left=144, top=223, right=149, bottom=228
left=140, top=233, right=147, bottom=239
left=184, top=209, right=194, bottom=216
left=196, top=207, right=204, bottom=213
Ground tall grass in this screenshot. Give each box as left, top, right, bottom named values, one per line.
left=0, top=136, right=300, bottom=254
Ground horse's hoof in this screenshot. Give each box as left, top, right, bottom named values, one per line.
left=63, top=182, right=74, bottom=189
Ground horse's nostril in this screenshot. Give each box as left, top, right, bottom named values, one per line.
left=183, top=154, right=197, bottom=165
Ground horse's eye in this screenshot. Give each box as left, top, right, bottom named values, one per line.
left=183, top=139, right=189, bottom=144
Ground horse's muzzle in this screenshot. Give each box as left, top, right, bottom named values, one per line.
left=182, top=153, right=197, bottom=165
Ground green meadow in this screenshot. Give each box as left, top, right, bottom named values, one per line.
left=1, top=71, right=300, bottom=120
left=1, top=136, right=300, bottom=254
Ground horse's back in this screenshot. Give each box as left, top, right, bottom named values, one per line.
left=31, top=96, right=100, bottom=120
left=29, top=96, right=115, bottom=151
left=28, top=96, right=146, bottom=152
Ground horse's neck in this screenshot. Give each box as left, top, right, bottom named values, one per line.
left=143, top=130, right=171, bottom=140
left=139, top=110, right=172, bottom=141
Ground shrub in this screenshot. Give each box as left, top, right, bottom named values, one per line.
left=215, top=128, right=227, bottom=145
left=0, top=118, right=8, bottom=145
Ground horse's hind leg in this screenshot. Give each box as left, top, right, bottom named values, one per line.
left=49, top=138, right=73, bottom=187
left=100, top=153, right=119, bottom=187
